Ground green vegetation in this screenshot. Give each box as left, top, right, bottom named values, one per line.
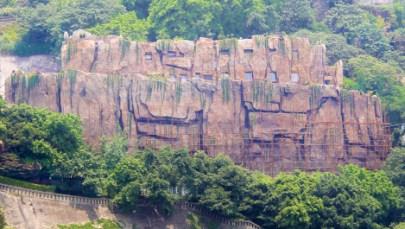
left=102, top=148, right=402, bottom=228
left=346, top=55, right=405, bottom=145
left=309, top=85, right=322, bottom=109
left=89, top=12, right=149, bottom=41
left=0, top=23, right=26, bottom=54
left=119, top=38, right=131, bottom=60
left=0, top=0, right=405, bottom=227
left=0, top=98, right=95, bottom=195
left=186, top=213, right=202, bottom=229
left=0, top=98, right=404, bottom=227
left=0, top=208, right=6, bottom=229
left=64, top=41, right=77, bottom=64
left=384, top=147, right=405, bottom=220
left=219, top=38, right=238, bottom=52
left=220, top=77, right=231, bottom=103
left=67, top=70, right=77, bottom=90
left=175, top=81, right=182, bottom=104
left=324, top=3, right=390, bottom=57
left=58, top=219, right=122, bottom=229
left=0, top=175, right=55, bottom=192
left=18, top=0, right=125, bottom=54
left=341, top=89, right=356, bottom=114
left=145, top=76, right=167, bottom=101
left=251, top=80, right=273, bottom=104
left=156, top=39, right=172, bottom=52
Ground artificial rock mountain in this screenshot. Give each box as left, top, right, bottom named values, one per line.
left=5, top=31, right=391, bottom=175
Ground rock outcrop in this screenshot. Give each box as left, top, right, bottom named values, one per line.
left=0, top=55, right=60, bottom=97
left=5, top=34, right=391, bottom=175
left=61, top=34, right=343, bottom=87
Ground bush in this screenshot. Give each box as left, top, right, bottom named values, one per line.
left=384, top=148, right=405, bottom=221
left=347, top=55, right=405, bottom=127
left=0, top=23, right=26, bottom=54
left=324, top=4, right=390, bottom=57
left=58, top=219, right=122, bottom=229
left=89, top=12, right=150, bottom=41
left=19, top=0, right=125, bottom=53
left=276, top=0, right=315, bottom=33
left=0, top=175, right=55, bottom=192
left=294, top=30, right=364, bottom=65
left=0, top=208, right=5, bottom=229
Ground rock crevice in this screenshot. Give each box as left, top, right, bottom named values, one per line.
left=4, top=33, right=390, bottom=175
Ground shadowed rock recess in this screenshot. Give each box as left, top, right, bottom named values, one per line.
left=5, top=32, right=391, bottom=175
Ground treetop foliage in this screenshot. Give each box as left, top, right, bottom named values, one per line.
left=0, top=97, right=404, bottom=227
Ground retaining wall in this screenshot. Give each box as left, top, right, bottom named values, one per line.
left=0, top=182, right=261, bottom=229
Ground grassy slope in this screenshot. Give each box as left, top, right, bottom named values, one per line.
left=0, top=175, right=56, bottom=192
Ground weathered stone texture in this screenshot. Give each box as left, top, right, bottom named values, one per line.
left=6, top=72, right=390, bottom=175
left=4, top=34, right=390, bottom=175
left=61, top=34, right=343, bottom=87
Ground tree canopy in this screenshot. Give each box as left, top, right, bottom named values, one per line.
left=0, top=98, right=404, bottom=227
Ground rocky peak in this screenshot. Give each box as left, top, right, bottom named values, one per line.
left=4, top=32, right=390, bottom=175
left=62, top=32, right=343, bottom=88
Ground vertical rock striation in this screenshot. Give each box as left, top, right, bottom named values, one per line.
left=5, top=32, right=390, bottom=175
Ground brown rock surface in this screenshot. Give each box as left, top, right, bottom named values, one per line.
left=61, top=34, right=343, bottom=87
left=5, top=72, right=390, bottom=175
left=4, top=33, right=390, bottom=175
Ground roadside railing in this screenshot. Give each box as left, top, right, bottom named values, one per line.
left=0, top=182, right=261, bottom=228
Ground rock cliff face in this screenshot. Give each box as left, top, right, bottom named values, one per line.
left=5, top=34, right=390, bottom=175
left=0, top=55, right=60, bottom=97
left=62, top=32, right=343, bottom=87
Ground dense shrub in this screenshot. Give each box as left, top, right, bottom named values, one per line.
left=18, top=0, right=125, bottom=53
left=89, top=12, right=149, bottom=41
left=0, top=98, right=94, bottom=193
left=97, top=148, right=402, bottom=228
left=324, top=4, right=391, bottom=57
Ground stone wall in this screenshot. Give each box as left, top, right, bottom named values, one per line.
left=0, top=182, right=260, bottom=229
left=5, top=71, right=391, bottom=175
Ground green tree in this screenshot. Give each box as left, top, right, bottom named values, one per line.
left=0, top=208, right=5, bottom=229
left=392, top=0, right=405, bottom=30
left=276, top=0, right=315, bottom=33
left=213, top=0, right=271, bottom=38
left=0, top=101, right=96, bottom=194
left=238, top=172, right=272, bottom=226
left=106, top=150, right=177, bottom=215
left=294, top=30, right=365, bottom=65
left=337, top=165, right=401, bottom=225
left=314, top=172, right=382, bottom=228
left=326, top=0, right=353, bottom=7
left=80, top=136, right=128, bottom=196
left=184, top=153, right=252, bottom=218
left=324, top=4, right=390, bottom=57
left=263, top=172, right=323, bottom=228
left=89, top=12, right=150, bottom=41
left=121, top=0, right=151, bottom=18
left=347, top=55, right=405, bottom=140
left=384, top=148, right=405, bottom=220
left=148, top=0, right=219, bottom=40
left=19, top=0, right=125, bottom=53
left=106, top=155, right=145, bottom=211
left=186, top=213, right=202, bottom=229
